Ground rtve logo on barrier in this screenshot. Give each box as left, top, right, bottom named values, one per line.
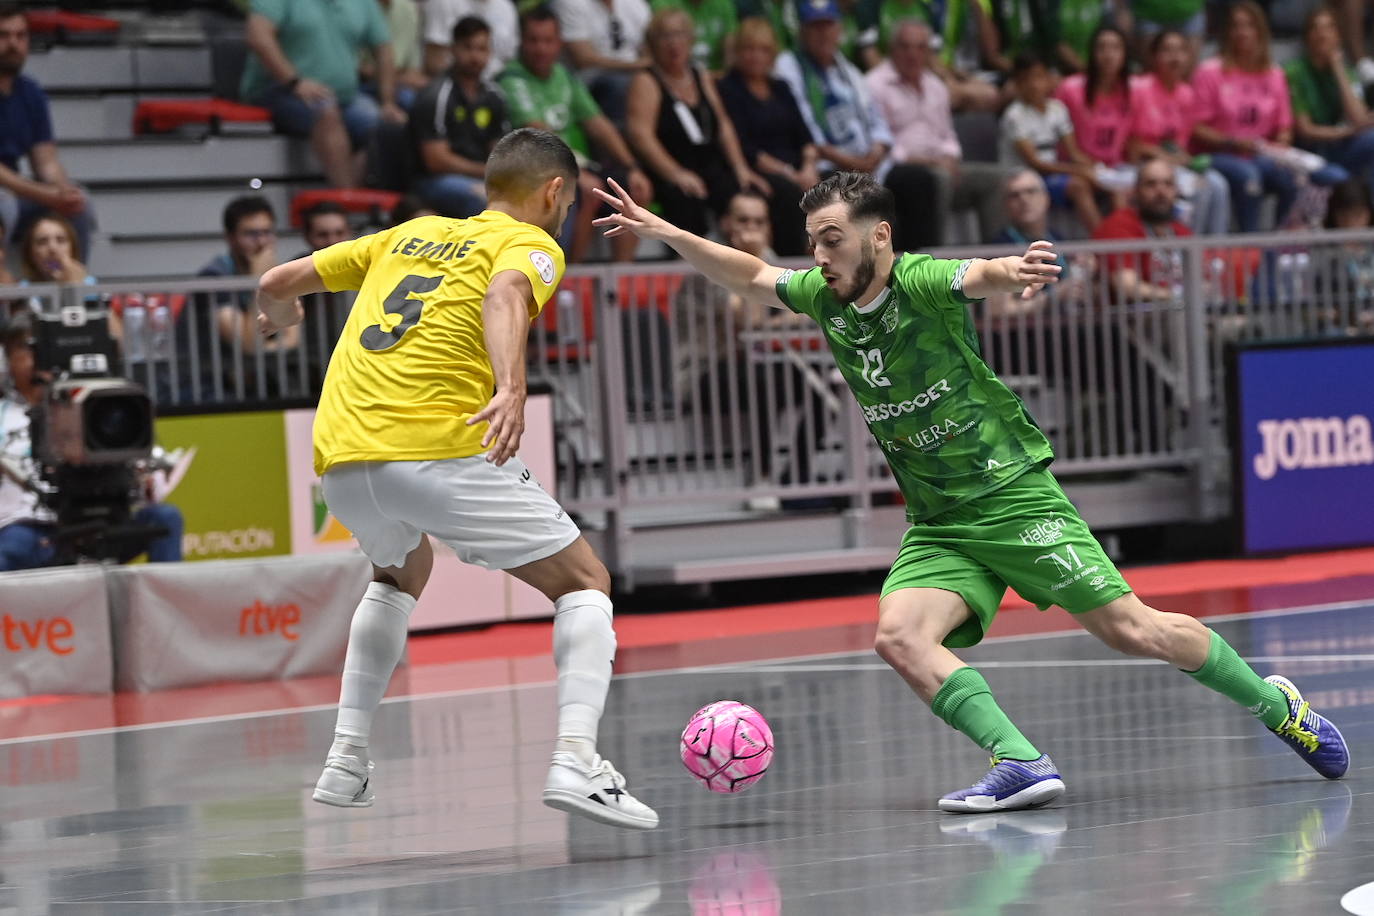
left=239, top=601, right=301, bottom=641
left=2, top=613, right=75, bottom=655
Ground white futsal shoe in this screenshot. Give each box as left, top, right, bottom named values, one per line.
left=312, top=754, right=376, bottom=808
left=542, top=751, right=659, bottom=830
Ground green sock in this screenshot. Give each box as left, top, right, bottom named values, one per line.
left=1184, top=630, right=1289, bottom=729
left=931, top=667, right=1041, bottom=761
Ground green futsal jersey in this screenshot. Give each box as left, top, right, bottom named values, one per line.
left=774, top=254, right=1054, bottom=522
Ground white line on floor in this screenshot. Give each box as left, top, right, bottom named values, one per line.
left=723, top=654, right=1374, bottom=673
left=1, top=595, right=1370, bottom=746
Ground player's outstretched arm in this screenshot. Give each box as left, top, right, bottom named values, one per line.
left=593, top=179, right=788, bottom=308
left=466, top=269, right=534, bottom=466
left=961, top=240, right=1063, bottom=301
left=257, top=255, right=327, bottom=332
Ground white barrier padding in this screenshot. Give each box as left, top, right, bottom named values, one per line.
left=0, top=566, right=113, bottom=698
left=109, top=552, right=373, bottom=692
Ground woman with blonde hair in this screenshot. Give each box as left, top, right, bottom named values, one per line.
left=625, top=8, right=768, bottom=238
left=1192, top=0, right=1347, bottom=230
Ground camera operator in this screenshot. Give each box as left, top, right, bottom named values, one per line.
left=0, top=315, right=183, bottom=570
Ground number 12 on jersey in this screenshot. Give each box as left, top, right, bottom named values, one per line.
left=859, top=348, right=892, bottom=388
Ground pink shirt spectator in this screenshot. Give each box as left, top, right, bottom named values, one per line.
left=1191, top=58, right=1292, bottom=147
left=864, top=60, right=961, bottom=163
left=1129, top=73, right=1199, bottom=150
left=1055, top=73, right=1132, bottom=166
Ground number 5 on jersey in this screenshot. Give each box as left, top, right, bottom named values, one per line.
left=859, top=348, right=892, bottom=388
left=361, top=274, right=443, bottom=351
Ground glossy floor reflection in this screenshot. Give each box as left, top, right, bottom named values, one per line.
left=2, top=602, right=1372, bottom=914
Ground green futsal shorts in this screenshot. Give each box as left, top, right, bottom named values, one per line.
left=881, top=467, right=1132, bottom=648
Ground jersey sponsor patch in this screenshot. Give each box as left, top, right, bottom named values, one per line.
left=530, top=250, right=556, bottom=285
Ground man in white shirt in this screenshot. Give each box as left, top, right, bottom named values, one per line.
left=421, top=0, right=518, bottom=81
left=774, top=0, right=938, bottom=250
left=552, top=0, right=650, bottom=123
left=866, top=21, right=1008, bottom=244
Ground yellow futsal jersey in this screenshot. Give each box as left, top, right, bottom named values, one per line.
left=311, top=211, right=564, bottom=475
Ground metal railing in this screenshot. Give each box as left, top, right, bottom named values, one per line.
left=4, top=226, right=1371, bottom=577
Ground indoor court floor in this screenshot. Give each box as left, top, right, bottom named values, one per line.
left=3, top=569, right=1373, bottom=914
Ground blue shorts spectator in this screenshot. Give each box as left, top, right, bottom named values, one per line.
left=254, top=84, right=381, bottom=147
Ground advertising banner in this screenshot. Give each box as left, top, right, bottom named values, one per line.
left=1231, top=339, right=1374, bottom=553
left=0, top=567, right=112, bottom=698
left=155, top=411, right=292, bottom=560
left=108, top=552, right=372, bottom=691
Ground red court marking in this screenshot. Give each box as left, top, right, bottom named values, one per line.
left=3, top=549, right=1373, bottom=742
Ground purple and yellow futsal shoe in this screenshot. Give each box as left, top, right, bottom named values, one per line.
left=1265, top=675, right=1350, bottom=779
left=939, top=754, right=1066, bottom=813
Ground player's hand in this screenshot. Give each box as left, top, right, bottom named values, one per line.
left=593, top=177, right=676, bottom=242
left=256, top=296, right=303, bottom=334
left=467, top=388, right=525, bottom=466
left=1015, top=240, right=1062, bottom=300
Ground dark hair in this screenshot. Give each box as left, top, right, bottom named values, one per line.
left=0, top=3, right=25, bottom=23
left=520, top=5, right=560, bottom=36
left=390, top=194, right=436, bottom=225
left=1302, top=4, right=1338, bottom=47
left=799, top=171, right=895, bottom=225
left=1325, top=177, right=1373, bottom=228
left=485, top=127, right=578, bottom=199
left=453, top=15, right=491, bottom=43
left=2, top=311, right=33, bottom=353
left=222, top=195, right=275, bottom=234
left=728, top=188, right=770, bottom=210
left=1085, top=25, right=1130, bottom=109
left=302, top=200, right=348, bottom=235
left=19, top=212, right=81, bottom=281
left=1148, top=27, right=1188, bottom=59
left=1011, top=51, right=1046, bottom=79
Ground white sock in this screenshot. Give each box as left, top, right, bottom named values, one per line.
left=552, top=589, right=616, bottom=764
left=331, top=581, right=416, bottom=761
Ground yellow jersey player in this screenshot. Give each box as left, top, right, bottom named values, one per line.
left=255, top=128, right=657, bottom=830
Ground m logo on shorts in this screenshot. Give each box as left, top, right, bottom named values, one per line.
left=529, top=250, right=556, bottom=285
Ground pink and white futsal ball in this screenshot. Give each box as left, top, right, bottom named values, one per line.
left=680, top=700, right=774, bottom=793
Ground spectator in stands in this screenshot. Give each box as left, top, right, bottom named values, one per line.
left=1288, top=6, right=1374, bottom=192
left=978, top=0, right=1103, bottom=77
left=867, top=20, right=1009, bottom=244
left=776, top=0, right=939, bottom=250
left=627, top=9, right=766, bottom=239
left=1312, top=177, right=1374, bottom=335
left=300, top=201, right=353, bottom=253
left=1193, top=1, right=1349, bottom=233
left=716, top=16, right=818, bottom=256
left=366, top=0, right=428, bottom=109
left=390, top=195, right=438, bottom=225
left=1128, top=29, right=1231, bottom=236
left=0, top=314, right=183, bottom=569
left=991, top=169, right=1059, bottom=249
left=1055, top=27, right=1133, bottom=200
left=875, top=0, right=999, bottom=111
left=1000, top=52, right=1105, bottom=233
left=1092, top=157, right=1188, bottom=302
left=0, top=4, right=96, bottom=267
left=412, top=17, right=510, bottom=218
left=554, top=0, right=652, bottom=123
left=192, top=196, right=301, bottom=399
left=500, top=7, right=653, bottom=262
left=652, top=0, right=738, bottom=72
left=17, top=213, right=94, bottom=288
left=423, top=0, right=518, bottom=81
left=241, top=0, right=405, bottom=189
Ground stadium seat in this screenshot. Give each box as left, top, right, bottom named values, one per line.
left=25, top=10, right=121, bottom=45
left=289, top=189, right=402, bottom=228
left=133, top=99, right=271, bottom=135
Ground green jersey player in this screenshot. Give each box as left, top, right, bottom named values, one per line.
left=593, top=171, right=1349, bottom=811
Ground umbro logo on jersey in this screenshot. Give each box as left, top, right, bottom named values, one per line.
left=830, top=317, right=847, bottom=330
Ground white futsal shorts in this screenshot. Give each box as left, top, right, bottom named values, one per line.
left=321, top=456, right=582, bottom=571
